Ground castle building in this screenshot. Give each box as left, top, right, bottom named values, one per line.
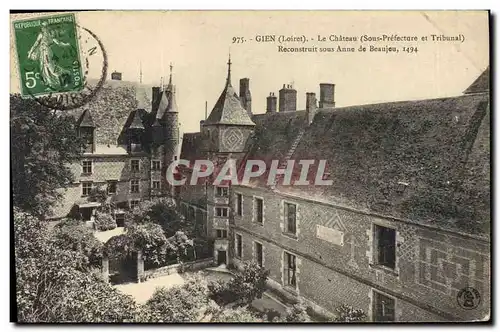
left=178, top=61, right=490, bottom=322
left=54, top=59, right=490, bottom=322
left=53, top=67, right=188, bottom=227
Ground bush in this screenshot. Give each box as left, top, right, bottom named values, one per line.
left=52, top=219, right=103, bottom=268
left=332, top=304, right=367, bottom=322
left=283, top=301, right=311, bottom=322
left=94, top=211, right=117, bottom=231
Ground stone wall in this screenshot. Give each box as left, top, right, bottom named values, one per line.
left=143, top=257, right=215, bottom=280
left=230, top=185, right=490, bottom=322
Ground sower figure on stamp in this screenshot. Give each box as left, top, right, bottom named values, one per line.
left=27, top=21, right=72, bottom=90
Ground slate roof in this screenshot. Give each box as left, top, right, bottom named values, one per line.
left=251, top=93, right=489, bottom=236
left=464, top=67, right=490, bottom=94
left=204, top=75, right=255, bottom=126
left=180, top=132, right=205, bottom=163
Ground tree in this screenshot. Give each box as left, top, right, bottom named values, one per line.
left=209, top=261, right=270, bottom=307
left=15, top=210, right=137, bottom=322
left=126, top=222, right=168, bottom=267
left=11, top=94, right=84, bottom=217
left=125, top=197, right=188, bottom=237
left=94, top=210, right=117, bottom=231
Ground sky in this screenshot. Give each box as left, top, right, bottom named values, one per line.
left=10, top=11, right=489, bottom=133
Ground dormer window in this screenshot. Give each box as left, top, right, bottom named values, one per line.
left=80, top=127, right=94, bottom=153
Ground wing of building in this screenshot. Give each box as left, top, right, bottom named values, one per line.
left=178, top=63, right=490, bottom=322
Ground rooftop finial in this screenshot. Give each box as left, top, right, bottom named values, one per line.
left=226, top=52, right=232, bottom=85
left=169, top=62, right=173, bottom=87
left=139, top=61, right=143, bottom=84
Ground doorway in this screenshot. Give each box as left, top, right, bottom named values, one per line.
left=217, top=250, right=227, bottom=265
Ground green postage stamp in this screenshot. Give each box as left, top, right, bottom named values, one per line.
left=13, top=13, right=84, bottom=98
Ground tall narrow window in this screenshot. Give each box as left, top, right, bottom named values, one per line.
left=131, top=159, right=140, bottom=172
left=216, top=186, right=229, bottom=197
left=254, top=242, right=263, bottom=267
left=373, top=291, right=396, bottom=322
left=151, top=160, right=161, bottom=171
left=254, top=198, right=263, bottom=224
left=236, top=193, right=242, bottom=216
left=235, top=234, right=242, bottom=258
left=374, top=225, right=396, bottom=269
left=216, top=229, right=228, bottom=238
left=82, top=160, right=92, bottom=174
left=152, top=180, right=160, bottom=190
left=82, top=181, right=92, bottom=196
left=130, top=179, right=140, bottom=193
left=216, top=207, right=229, bottom=217
left=284, top=202, right=297, bottom=235
left=284, top=252, right=297, bottom=287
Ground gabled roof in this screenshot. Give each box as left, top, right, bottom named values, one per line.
left=464, top=67, right=490, bottom=94
left=78, top=109, right=96, bottom=127
left=204, top=58, right=255, bottom=126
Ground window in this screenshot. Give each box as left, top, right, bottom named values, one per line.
left=374, top=225, right=396, bottom=269
left=216, top=207, right=229, bottom=217
left=152, top=180, right=160, bottom=190
left=284, top=202, right=297, bottom=235
left=373, top=291, right=396, bottom=322
left=152, top=160, right=161, bottom=171
left=216, top=186, right=229, bottom=197
left=254, top=198, right=263, bottom=224
left=82, top=160, right=92, bottom=174
left=235, top=234, right=242, bottom=258
left=82, top=181, right=92, bottom=196
left=80, top=127, right=94, bottom=153
left=130, top=179, right=140, bottom=193
left=284, top=252, right=297, bottom=288
left=130, top=199, right=140, bottom=210
left=216, top=229, right=228, bottom=238
left=107, top=180, right=117, bottom=194
left=235, top=193, right=242, bottom=216
left=131, top=160, right=140, bottom=172
left=254, top=242, right=263, bottom=267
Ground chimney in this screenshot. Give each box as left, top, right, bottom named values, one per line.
left=279, top=84, right=297, bottom=112
left=306, top=92, right=317, bottom=125
left=152, top=86, right=161, bottom=111
left=266, top=92, right=277, bottom=113
left=239, top=78, right=252, bottom=116
left=111, top=71, right=122, bottom=81
left=319, top=83, right=335, bottom=108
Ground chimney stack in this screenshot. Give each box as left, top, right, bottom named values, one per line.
left=306, top=93, right=317, bottom=125
left=239, top=78, right=252, bottom=116
left=279, top=84, right=297, bottom=112
left=111, top=71, right=122, bottom=81
left=266, top=92, right=277, bottom=113
left=319, top=83, right=335, bottom=108
left=152, top=86, right=161, bottom=111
